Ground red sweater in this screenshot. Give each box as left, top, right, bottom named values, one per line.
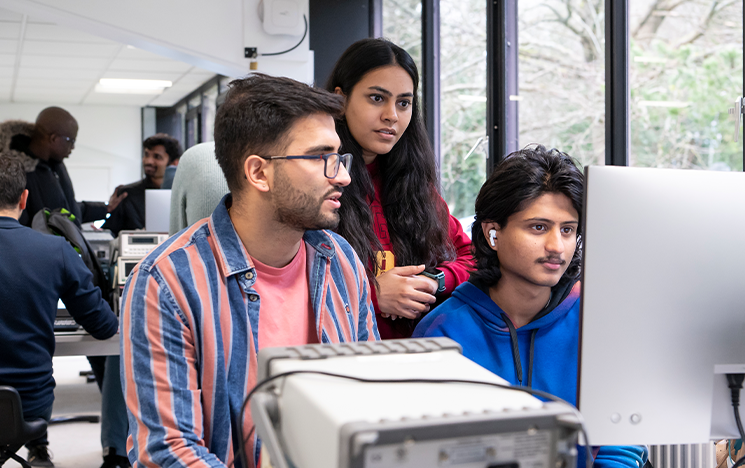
left=367, top=160, right=474, bottom=339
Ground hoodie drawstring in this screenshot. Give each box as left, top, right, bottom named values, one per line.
left=527, top=329, right=537, bottom=388
left=501, top=312, right=538, bottom=388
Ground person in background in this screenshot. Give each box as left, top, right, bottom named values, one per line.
left=0, top=154, right=118, bottom=467
left=413, top=145, right=648, bottom=468
left=326, top=38, right=473, bottom=339
left=102, top=133, right=182, bottom=236
left=0, top=107, right=125, bottom=226
left=121, top=73, right=378, bottom=468
left=0, top=107, right=129, bottom=468
left=160, top=145, right=182, bottom=190
left=96, top=134, right=182, bottom=468
left=168, top=141, right=229, bottom=235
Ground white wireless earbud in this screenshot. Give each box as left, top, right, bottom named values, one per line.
left=489, top=229, right=497, bottom=247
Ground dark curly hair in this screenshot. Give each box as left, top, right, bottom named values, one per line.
left=470, top=145, right=584, bottom=287
left=0, top=154, right=26, bottom=210
left=143, top=133, right=183, bottom=165
left=326, top=38, right=454, bottom=278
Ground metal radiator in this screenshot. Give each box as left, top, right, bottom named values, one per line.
left=648, top=444, right=717, bottom=468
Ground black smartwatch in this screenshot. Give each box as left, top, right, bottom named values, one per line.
left=421, top=269, right=446, bottom=294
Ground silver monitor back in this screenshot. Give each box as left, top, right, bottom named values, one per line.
left=145, top=189, right=171, bottom=232
left=578, top=165, right=745, bottom=446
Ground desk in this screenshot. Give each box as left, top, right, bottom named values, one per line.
left=55, top=332, right=120, bottom=356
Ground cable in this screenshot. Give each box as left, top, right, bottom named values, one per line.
left=259, top=15, right=308, bottom=57
left=727, top=374, right=745, bottom=440
left=726, top=374, right=745, bottom=468
left=235, top=370, right=594, bottom=468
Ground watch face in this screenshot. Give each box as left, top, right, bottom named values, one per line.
left=424, top=269, right=446, bottom=293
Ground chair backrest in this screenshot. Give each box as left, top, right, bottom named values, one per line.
left=0, top=386, right=45, bottom=446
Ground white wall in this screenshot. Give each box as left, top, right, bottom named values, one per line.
left=0, top=104, right=142, bottom=202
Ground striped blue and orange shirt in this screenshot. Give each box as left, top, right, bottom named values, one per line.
left=120, top=195, right=379, bottom=468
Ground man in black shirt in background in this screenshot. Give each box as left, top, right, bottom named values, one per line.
left=101, top=133, right=182, bottom=236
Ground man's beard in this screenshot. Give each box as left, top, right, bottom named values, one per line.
left=271, top=164, right=342, bottom=231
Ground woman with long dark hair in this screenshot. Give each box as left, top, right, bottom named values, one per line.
left=327, top=38, right=473, bottom=339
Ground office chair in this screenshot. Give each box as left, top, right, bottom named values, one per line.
left=0, top=386, right=48, bottom=468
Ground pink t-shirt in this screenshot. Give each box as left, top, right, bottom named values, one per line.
left=253, top=242, right=318, bottom=349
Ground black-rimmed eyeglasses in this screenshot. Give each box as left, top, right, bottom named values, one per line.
left=258, top=153, right=353, bottom=179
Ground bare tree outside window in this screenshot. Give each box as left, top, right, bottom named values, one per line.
left=385, top=0, right=487, bottom=219
left=630, top=0, right=742, bottom=170
left=384, top=0, right=742, bottom=220
left=518, top=0, right=606, bottom=167
left=519, top=0, right=742, bottom=171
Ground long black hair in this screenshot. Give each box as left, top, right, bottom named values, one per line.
left=326, top=38, right=454, bottom=277
left=471, top=145, right=584, bottom=287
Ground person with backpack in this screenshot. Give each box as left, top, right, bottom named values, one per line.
left=0, top=154, right=119, bottom=467
left=0, top=107, right=126, bottom=227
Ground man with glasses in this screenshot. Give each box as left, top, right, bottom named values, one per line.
left=0, top=106, right=125, bottom=226
left=121, top=73, right=379, bottom=468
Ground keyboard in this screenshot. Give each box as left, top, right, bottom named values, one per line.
left=54, top=318, right=81, bottom=332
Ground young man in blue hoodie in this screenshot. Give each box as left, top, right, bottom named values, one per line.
left=413, top=145, right=647, bottom=468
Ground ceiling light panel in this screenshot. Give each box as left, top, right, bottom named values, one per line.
left=95, top=78, right=172, bottom=94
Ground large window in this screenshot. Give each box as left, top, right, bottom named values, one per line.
left=382, top=0, right=744, bottom=219
left=383, top=0, right=422, bottom=76
left=518, top=0, right=606, bottom=167
left=439, top=0, right=488, bottom=218
left=629, top=0, right=743, bottom=170
left=153, top=76, right=228, bottom=150
left=384, top=0, right=487, bottom=219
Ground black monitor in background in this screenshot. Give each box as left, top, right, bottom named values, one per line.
left=578, top=165, right=745, bottom=446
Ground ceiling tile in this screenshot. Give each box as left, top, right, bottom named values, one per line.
left=100, top=70, right=182, bottom=81
left=24, top=23, right=115, bottom=43
left=0, top=39, right=17, bottom=54
left=146, top=94, right=184, bottom=107
left=0, top=23, right=20, bottom=39
left=12, top=91, right=85, bottom=103
left=20, top=55, right=111, bottom=69
left=14, top=84, right=90, bottom=95
left=146, top=86, right=204, bottom=107
left=115, top=47, right=169, bottom=61
left=83, top=92, right=155, bottom=106
left=108, top=58, right=192, bottom=74
left=176, top=76, right=215, bottom=87
left=0, top=9, right=219, bottom=108
left=0, top=54, right=14, bottom=67
left=22, top=41, right=121, bottom=57
left=0, top=8, right=23, bottom=22
left=14, top=78, right=92, bottom=89
left=18, top=67, right=101, bottom=80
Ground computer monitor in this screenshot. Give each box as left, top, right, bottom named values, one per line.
left=578, top=165, right=745, bottom=446
left=145, top=189, right=171, bottom=232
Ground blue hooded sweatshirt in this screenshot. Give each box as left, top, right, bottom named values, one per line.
left=413, top=279, right=647, bottom=468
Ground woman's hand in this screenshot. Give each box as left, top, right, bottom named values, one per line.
left=376, top=264, right=437, bottom=320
